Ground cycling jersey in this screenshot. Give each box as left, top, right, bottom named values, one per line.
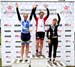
left=16, top=8, right=33, bottom=34
left=21, top=20, right=30, bottom=33
left=32, top=7, right=49, bottom=32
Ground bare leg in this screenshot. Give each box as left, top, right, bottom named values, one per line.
left=36, top=39, right=40, bottom=56
left=20, top=44, right=25, bottom=59
left=25, top=44, right=29, bottom=58
left=39, top=39, right=44, bottom=56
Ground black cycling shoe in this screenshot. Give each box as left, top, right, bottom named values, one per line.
left=48, top=58, right=51, bottom=63
left=19, top=59, right=23, bottom=63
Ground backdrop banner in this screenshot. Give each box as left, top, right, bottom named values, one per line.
left=1, top=1, right=74, bottom=66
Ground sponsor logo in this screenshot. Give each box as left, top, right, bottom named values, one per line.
left=65, top=35, right=71, bottom=37
left=65, top=24, right=71, bottom=26
left=66, top=56, right=70, bottom=57
left=65, top=30, right=71, bottom=32
left=5, top=35, right=11, bottom=37
left=5, top=51, right=11, bottom=53
left=57, top=51, right=61, bottom=53
left=15, top=41, right=21, bottom=43
left=5, top=40, right=11, bottom=43
left=4, top=24, right=11, bottom=27
left=60, top=5, right=72, bottom=15
left=6, top=61, right=11, bottom=63
left=66, top=60, right=70, bottom=62
left=58, top=35, right=61, bottom=37
left=58, top=30, right=62, bottom=32
left=58, top=24, right=62, bottom=26
left=65, top=40, right=71, bottom=42
left=16, top=51, right=20, bottom=53
left=15, top=46, right=21, bottom=48
left=65, top=45, right=71, bottom=47
left=14, top=30, right=21, bottom=32
left=4, top=30, right=11, bottom=32
left=6, top=56, right=11, bottom=58
left=15, top=35, right=20, bottom=38
left=56, top=56, right=61, bottom=57
left=14, top=24, right=21, bottom=27
left=3, top=5, right=16, bottom=17
left=6, top=46, right=11, bottom=48
left=58, top=40, right=62, bottom=42
left=66, top=51, right=71, bottom=53
left=16, top=56, right=20, bottom=58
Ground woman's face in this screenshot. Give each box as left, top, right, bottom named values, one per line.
left=23, top=13, right=28, bottom=20
left=39, top=12, right=44, bottom=19
left=52, top=18, right=57, bottom=25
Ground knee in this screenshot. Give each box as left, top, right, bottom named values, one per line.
left=36, top=40, right=39, bottom=44
left=40, top=40, right=44, bottom=44
left=26, top=45, right=29, bottom=48
left=21, top=45, right=24, bottom=49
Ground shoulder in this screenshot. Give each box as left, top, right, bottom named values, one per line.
left=49, top=25, right=51, bottom=28
left=21, top=20, right=24, bottom=23
left=26, top=20, right=30, bottom=24
left=56, top=24, right=59, bottom=27
left=27, top=20, right=30, bottom=22
left=47, top=25, right=51, bottom=30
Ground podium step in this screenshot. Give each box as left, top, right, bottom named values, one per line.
left=12, top=59, right=30, bottom=67
left=12, top=57, right=66, bottom=67
left=31, top=58, right=48, bottom=67
left=48, top=61, right=66, bottom=67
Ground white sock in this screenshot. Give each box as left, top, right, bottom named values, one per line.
left=20, top=57, right=23, bottom=60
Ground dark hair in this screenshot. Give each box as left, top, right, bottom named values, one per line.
left=39, top=11, right=44, bottom=15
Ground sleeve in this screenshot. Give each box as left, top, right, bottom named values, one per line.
left=47, top=27, right=50, bottom=39
left=16, top=7, right=21, bottom=21
left=44, top=8, right=49, bottom=22
left=57, top=13, right=61, bottom=25
left=29, top=8, right=33, bottom=21
left=32, top=7, right=38, bottom=21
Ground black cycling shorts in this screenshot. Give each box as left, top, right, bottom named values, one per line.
left=36, top=32, right=45, bottom=40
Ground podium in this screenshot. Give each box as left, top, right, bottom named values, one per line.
left=48, top=61, right=66, bottom=67
left=12, top=59, right=30, bottom=67
left=31, top=56, right=48, bottom=67
left=12, top=56, right=66, bottom=67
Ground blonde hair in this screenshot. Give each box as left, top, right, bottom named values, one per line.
left=53, top=18, right=57, bottom=21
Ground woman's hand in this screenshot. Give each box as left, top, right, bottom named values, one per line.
left=32, top=4, right=38, bottom=9
left=48, top=39, right=51, bottom=44
left=16, top=3, right=18, bottom=8
left=44, top=4, right=48, bottom=8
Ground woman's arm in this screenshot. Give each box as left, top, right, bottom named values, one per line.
left=47, top=27, right=50, bottom=39
left=16, top=3, right=21, bottom=21
left=29, top=8, right=33, bottom=21
left=29, top=5, right=37, bottom=21
left=32, top=5, right=38, bottom=20
left=44, top=5, right=49, bottom=22
left=57, top=13, right=61, bottom=25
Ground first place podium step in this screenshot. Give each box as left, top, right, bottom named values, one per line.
left=12, top=57, right=66, bottom=67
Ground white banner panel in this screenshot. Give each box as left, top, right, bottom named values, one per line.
left=1, top=1, right=74, bottom=66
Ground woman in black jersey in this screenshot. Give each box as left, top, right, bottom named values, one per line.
left=47, top=13, right=61, bottom=63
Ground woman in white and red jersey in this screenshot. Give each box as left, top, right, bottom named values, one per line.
left=32, top=5, right=49, bottom=57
